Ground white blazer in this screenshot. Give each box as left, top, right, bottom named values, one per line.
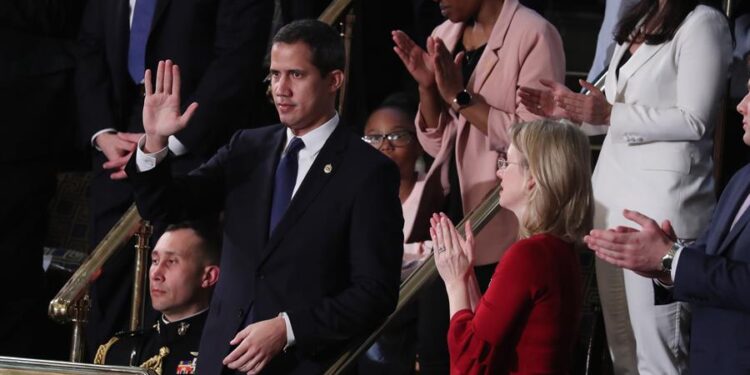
left=590, top=5, right=732, bottom=237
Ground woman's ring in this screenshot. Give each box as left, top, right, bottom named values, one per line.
left=437, top=246, right=446, bottom=253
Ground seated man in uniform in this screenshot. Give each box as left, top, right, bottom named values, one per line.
left=94, top=220, right=221, bottom=375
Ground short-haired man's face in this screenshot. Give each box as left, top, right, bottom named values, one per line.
left=150, top=228, right=213, bottom=320
left=270, top=42, right=342, bottom=136
left=737, top=78, right=750, bottom=146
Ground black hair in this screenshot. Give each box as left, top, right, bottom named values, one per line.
left=377, top=92, right=419, bottom=122
left=614, top=0, right=724, bottom=45
left=164, top=219, right=222, bottom=265
left=272, top=19, right=345, bottom=76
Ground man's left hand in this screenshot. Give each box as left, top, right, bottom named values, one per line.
left=223, top=316, right=287, bottom=374
left=584, top=209, right=674, bottom=278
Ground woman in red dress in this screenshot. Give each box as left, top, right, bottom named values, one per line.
left=430, top=119, right=593, bottom=374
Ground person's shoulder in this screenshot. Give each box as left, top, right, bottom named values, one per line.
left=232, top=123, right=284, bottom=143
left=680, top=5, right=729, bottom=34
left=432, top=19, right=461, bottom=38
left=507, top=234, right=569, bottom=257
left=508, top=4, right=562, bottom=44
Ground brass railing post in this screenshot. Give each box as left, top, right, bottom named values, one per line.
left=129, top=222, right=153, bottom=332
left=68, top=293, right=90, bottom=362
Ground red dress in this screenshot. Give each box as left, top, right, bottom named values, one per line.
left=447, top=234, right=583, bottom=374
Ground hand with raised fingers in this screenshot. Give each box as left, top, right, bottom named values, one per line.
left=430, top=213, right=475, bottom=288
left=142, top=60, right=198, bottom=153
left=222, top=317, right=286, bottom=374
left=553, top=79, right=611, bottom=125
left=517, top=79, right=571, bottom=119
left=584, top=209, right=673, bottom=278
left=430, top=37, right=465, bottom=106
left=392, top=30, right=436, bottom=89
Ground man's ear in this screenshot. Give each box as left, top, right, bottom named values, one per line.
left=201, top=265, right=220, bottom=288
left=328, top=69, right=344, bottom=92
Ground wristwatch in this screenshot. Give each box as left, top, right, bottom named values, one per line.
left=661, top=239, right=686, bottom=273
left=452, top=89, right=473, bottom=111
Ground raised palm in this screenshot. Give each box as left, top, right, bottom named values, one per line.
left=143, top=60, right=198, bottom=142
left=392, top=30, right=435, bottom=89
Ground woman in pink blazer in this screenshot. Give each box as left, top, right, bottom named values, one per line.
left=392, top=0, right=565, bottom=371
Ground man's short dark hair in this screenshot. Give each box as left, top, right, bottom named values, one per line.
left=164, top=219, right=222, bottom=265
left=272, top=19, right=345, bottom=76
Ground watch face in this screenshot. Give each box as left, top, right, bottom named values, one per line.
left=662, top=258, right=673, bottom=271
left=456, top=90, right=472, bottom=106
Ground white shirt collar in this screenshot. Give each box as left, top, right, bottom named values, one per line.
left=283, top=113, right=339, bottom=157
left=161, top=308, right=209, bottom=325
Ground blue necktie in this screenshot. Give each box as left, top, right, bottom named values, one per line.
left=269, top=137, right=305, bottom=234
left=128, top=0, right=157, bottom=83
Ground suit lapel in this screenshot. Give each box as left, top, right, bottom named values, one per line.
left=258, top=125, right=349, bottom=265
left=470, top=0, right=518, bottom=92
left=245, top=127, right=286, bottom=259
left=714, top=174, right=750, bottom=255
left=615, top=42, right=666, bottom=94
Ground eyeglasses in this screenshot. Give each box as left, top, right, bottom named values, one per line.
left=497, top=156, right=524, bottom=170
left=362, top=131, right=415, bottom=148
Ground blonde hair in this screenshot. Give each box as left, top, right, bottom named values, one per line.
left=509, top=119, right=594, bottom=242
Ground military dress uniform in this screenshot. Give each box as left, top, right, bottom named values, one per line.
left=95, top=310, right=207, bottom=375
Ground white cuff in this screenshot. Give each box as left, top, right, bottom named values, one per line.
left=135, top=135, right=169, bottom=172
left=168, top=135, right=188, bottom=156
left=91, top=128, right=117, bottom=151
left=670, top=248, right=683, bottom=282
left=279, top=312, right=295, bottom=350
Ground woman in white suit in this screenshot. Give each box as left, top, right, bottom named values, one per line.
left=519, top=0, right=732, bottom=374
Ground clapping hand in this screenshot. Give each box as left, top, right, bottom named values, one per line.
left=142, top=60, right=198, bottom=153
left=430, top=37, right=465, bottom=106
left=584, top=209, right=674, bottom=279
left=555, top=79, right=611, bottom=125
left=518, top=79, right=572, bottom=120
left=392, top=31, right=436, bottom=90
left=430, top=213, right=475, bottom=287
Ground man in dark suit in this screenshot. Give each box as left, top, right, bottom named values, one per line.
left=585, top=79, right=750, bottom=374
left=126, top=20, right=404, bottom=374
left=0, top=0, right=85, bottom=356
left=76, top=0, right=273, bottom=353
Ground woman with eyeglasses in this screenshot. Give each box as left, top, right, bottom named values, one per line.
left=430, top=119, right=591, bottom=375
left=519, top=0, right=732, bottom=373
left=392, top=1, right=565, bottom=371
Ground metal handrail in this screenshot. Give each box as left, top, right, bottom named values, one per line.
left=325, top=186, right=502, bottom=374
left=48, top=204, right=148, bottom=361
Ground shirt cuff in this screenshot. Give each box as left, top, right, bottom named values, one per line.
left=91, top=128, right=117, bottom=151
left=670, top=247, right=683, bottom=282
left=279, top=312, right=295, bottom=350
left=168, top=135, right=188, bottom=156
left=135, top=135, right=169, bottom=172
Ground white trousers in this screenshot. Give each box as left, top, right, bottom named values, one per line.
left=597, top=259, right=690, bottom=375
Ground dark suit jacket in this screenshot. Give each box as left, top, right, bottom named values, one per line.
left=75, top=0, right=273, bottom=157
left=128, top=123, right=404, bottom=374
left=673, top=164, right=750, bottom=374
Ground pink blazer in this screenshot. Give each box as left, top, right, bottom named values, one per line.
left=415, top=0, right=565, bottom=264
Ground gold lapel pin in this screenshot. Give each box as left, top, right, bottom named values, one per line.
left=324, top=164, right=333, bottom=174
